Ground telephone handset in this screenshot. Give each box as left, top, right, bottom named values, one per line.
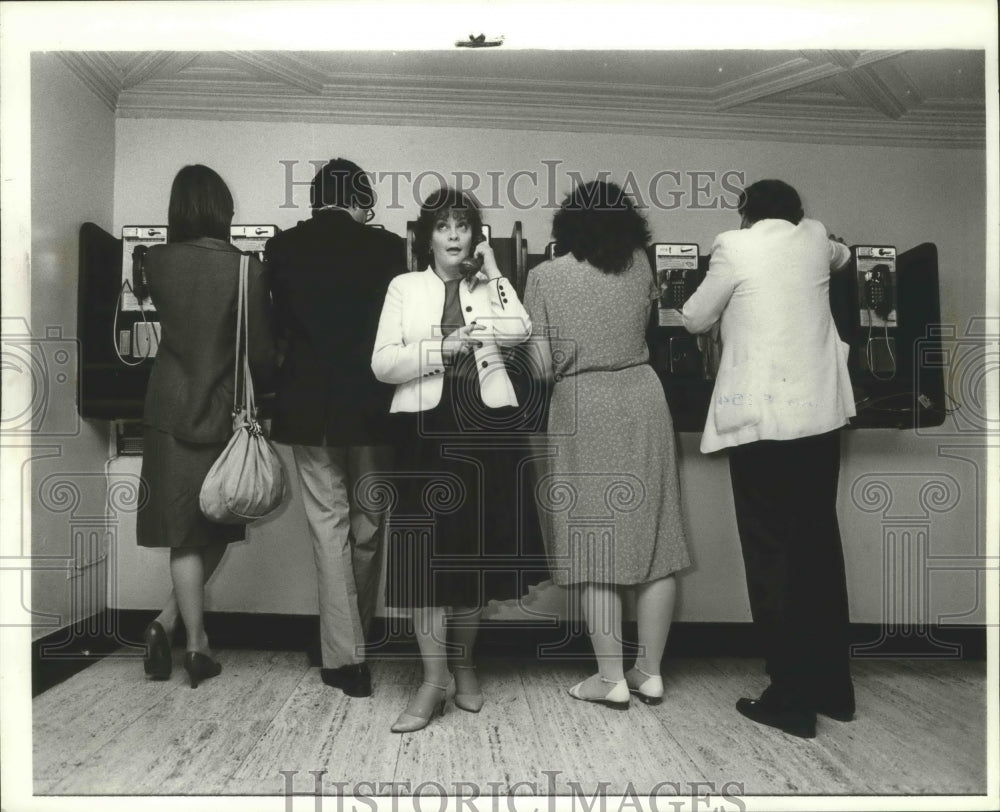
left=459, top=235, right=487, bottom=280
left=131, top=244, right=149, bottom=301
left=865, top=263, right=894, bottom=320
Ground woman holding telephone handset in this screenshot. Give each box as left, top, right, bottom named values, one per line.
left=372, top=187, right=546, bottom=732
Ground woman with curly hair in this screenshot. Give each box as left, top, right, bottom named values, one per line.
left=525, top=180, right=690, bottom=710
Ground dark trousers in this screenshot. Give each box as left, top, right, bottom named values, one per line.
left=729, top=430, right=854, bottom=712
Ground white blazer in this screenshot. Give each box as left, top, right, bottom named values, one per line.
left=682, top=218, right=855, bottom=453
left=371, top=268, right=531, bottom=412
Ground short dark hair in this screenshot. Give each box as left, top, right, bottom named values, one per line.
left=311, top=158, right=375, bottom=211
left=167, top=164, right=234, bottom=243
left=551, top=180, right=650, bottom=274
left=737, top=179, right=804, bottom=225
left=414, top=187, right=484, bottom=269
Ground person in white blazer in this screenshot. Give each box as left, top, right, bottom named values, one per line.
left=682, top=179, right=855, bottom=739
left=372, top=187, right=544, bottom=733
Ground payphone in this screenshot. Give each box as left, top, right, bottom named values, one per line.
left=78, top=222, right=281, bottom=421
left=828, top=242, right=945, bottom=427
left=231, top=224, right=279, bottom=262
left=648, top=243, right=711, bottom=378
left=855, top=245, right=898, bottom=379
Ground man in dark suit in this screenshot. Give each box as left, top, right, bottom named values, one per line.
left=265, top=158, right=406, bottom=697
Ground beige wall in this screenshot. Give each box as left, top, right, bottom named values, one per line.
left=102, top=116, right=989, bottom=626
left=28, top=54, right=116, bottom=641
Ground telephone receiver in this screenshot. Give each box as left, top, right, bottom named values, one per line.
left=131, top=244, right=149, bottom=301
left=459, top=235, right=487, bottom=279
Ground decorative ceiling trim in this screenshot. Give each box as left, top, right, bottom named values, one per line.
left=120, top=52, right=199, bottom=90
left=222, top=52, right=326, bottom=94
left=57, top=50, right=984, bottom=149
left=114, top=87, right=984, bottom=149
left=715, top=50, right=907, bottom=111
left=713, top=58, right=842, bottom=110
left=56, top=52, right=121, bottom=111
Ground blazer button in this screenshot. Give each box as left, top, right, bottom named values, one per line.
left=481, top=361, right=488, bottom=368
left=465, top=306, right=472, bottom=312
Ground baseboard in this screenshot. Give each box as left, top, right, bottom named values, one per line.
left=32, top=610, right=986, bottom=697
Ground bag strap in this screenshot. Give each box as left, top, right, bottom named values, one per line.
left=242, top=256, right=256, bottom=418
left=233, top=254, right=256, bottom=418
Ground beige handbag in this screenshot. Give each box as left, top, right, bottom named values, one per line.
left=199, top=255, right=287, bottom=523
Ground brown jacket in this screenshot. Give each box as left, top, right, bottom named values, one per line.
left=142, top=238, right=277, bottom=443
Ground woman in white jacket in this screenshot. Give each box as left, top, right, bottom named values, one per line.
left=371, top=188, right=546, bottom=732
left=683, top=179, right=855, bottom=739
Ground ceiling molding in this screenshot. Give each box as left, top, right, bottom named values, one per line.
left=120, top=52, right=199, bottom=90
left=222, top=52, right=326, bottom=94
left=56, top=52, right=121, bottom=110
left=830, top=66, right=911, bottom=119
left=114, top=85, right=984, bottom=149
left=852, top=50, right=911, bottom=69
left=56, top=50, right=983, bottom=150
left=713, top=58, right=845, bottom=110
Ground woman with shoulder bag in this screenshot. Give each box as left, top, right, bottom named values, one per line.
left=136, top=164, right=277, bottom=687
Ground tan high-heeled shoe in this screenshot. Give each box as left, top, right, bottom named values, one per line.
left=625, top=666, right=664, bottom=705
left=452, top=664, right=484, bottom=713
left=568, top=675, right=630, bottom=711
left=391, top=678, right=455, bottom=733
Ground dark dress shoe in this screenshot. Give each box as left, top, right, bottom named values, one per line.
left=183, top=651, right=222, bottom=689
left=143, top=621, right=172, bottom=680
left=814, top=683, right=855, bottom=721
left=321, top=663, right=372, bottom=697
left=815, top=702, right=855, bottom=722
left=737, top=691, right=817, bottom=739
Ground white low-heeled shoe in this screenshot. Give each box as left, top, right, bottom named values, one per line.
left=568, top=675, right=630, bottom=711
left=452, top=665, right=484, bottom=713
left=625, top=666, right=664, bottom=705
left=391, top=678, right=455, bottom=733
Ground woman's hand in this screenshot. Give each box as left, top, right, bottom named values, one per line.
left=474, top=241, right=502, bottom=280
left=441, top=323, right=486, bottom=362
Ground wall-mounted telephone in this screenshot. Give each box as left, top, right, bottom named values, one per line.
left=115, top=234, right=161, bottom=366
left=120, top=226, right=166, bottom=311
left=864, top=262, right=894, bottom=321
left=653, top=243, right=700, bottom=328
left=230, top=224, right=279, bottom=262
left=853, top=245, right=898, bottom=380
left=662, top=269, right=700, bottom=310
left=855, top=246, right=897, bottom=328
left=646, top=243, right=709, bottom=379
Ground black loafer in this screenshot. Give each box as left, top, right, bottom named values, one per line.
left=321, top=663, right=372, bottom=698
left=736, top=695, right=817, bottom=739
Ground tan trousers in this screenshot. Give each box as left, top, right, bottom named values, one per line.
left=291, top=444, right=390, bottom=669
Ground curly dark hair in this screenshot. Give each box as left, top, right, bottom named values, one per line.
left=551, top=180, right=650, bottom=274
left=737, top=179, right=804, bottom=225
left=414, top=187, right=485, bottom=268
left=167, top=164, right=234, bottom=243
